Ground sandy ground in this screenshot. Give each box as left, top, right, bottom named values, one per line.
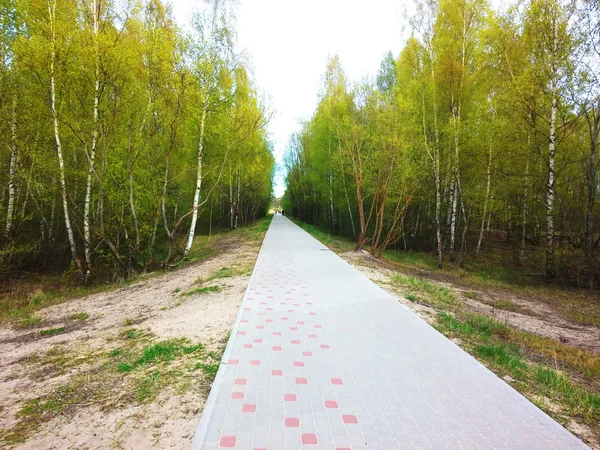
left=0, top=238, right=261, bottom=450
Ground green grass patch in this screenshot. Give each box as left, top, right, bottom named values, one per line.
left=182, top=285, right=221, bottom=296
left=68, top=312, right=88, bottom=321
left=490, top=299, right=519, bottom=312
left=474, top=343, right=528, bottom=377
left=39, top=327, right=64, bottom=336
left=391, top=274, right=460, bottom=311
left=290, top=219, right=355, bottom=253
left=109, top=339, right=204, bottom=373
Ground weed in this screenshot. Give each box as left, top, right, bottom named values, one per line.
left=182, top=285, right=221, bottom=296
left=68, top=312, right=88, bottom=321
left=15, top=314, right=41, bottom=329
left=123, top=318, right=134, bottom=326
left=392, top=274, right=460, bottom=311
left=39, top=327, right=65, bottom=336
left=406, top=293, right=416, bottom=302
left=174, top=287, right=181, bottom=293
left=463, top=291, right=479, bottom=300
left=491, top=299, right=519, bottom=312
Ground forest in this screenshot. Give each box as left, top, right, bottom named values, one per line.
left=283, top=0, right=600, bottom=287
left=0, top=0, right=274, bottom=283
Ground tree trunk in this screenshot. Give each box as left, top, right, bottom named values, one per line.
left=83, top=0, right=101, bottom=280
left=48, top=0, right=83, bottom=279
left=475, top=143, right=492, bottom=258
left=4, top=97, right=17, bottom=238
left=184, top=105, right=207, bottom=257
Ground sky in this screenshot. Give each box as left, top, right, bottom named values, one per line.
left=172, top=0, right=411, bottom=197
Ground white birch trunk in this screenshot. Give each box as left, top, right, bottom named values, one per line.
left=475, top=144, right=492, bottom=258
left=4, top=97, right=17, bottom=238
left=183, top=105, right=207, bottom=257
left=83, top=0, right=100, bottom=278
left=48, top=0, right=80, bottom=275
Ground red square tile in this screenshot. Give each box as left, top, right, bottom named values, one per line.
left=231, top=392, right=244, bottom=399
left=331, top=378, right=343, bottom=385
left=234, top=378, right=246, bottom=385
left=291, top=340, right=300, bottom=344
left=310, top=312, right=317, bottom=315
left=308, top=334, right=317, bottom=338
left=237, top=331, right=246, bottom=335
left=325, top=400, right=338, bottom=408
left=284, top=394, right=297, bottom=401
left=303, top=351, right=313, bottom=356
left=272, top=346, right=282, bottom=351
left=320, top=344, right=330, bottom=349
left=250, top=360, right=260, bottom=365
left=228, top=359, right=239, bottom=365
left=272, top=369, right=283, bottom=376
left=293, top=361, right=304, bottom=367
left=342, top=414, right=358, bottom=424
left=220, top=436, right=236, bottom=447
left=266, top=319, right=273, bottom=323
left=290, top=326, right=298, bottom=331
left=285, top=417, right=300, bottom=427
left=254, top=339, right=263, bottom=343
left=243, top=344, right=252, bottom=349
left=281, top=317, right=288, bottom=320
left=301, top=434, right=318, bottom=444
left=288, top=309, right=295, bottom=312
left=295, top=377, right=307, bottom=384
left=242, top=404, right=256, bottom=412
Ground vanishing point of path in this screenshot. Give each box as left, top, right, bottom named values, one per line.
left=191, top=215, right=588, bottom=450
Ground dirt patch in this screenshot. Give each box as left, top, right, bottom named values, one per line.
left=0, top=237, right=261, bottom=449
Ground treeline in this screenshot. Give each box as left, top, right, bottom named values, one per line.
left=0, top=0, right=274, bottom=281
left=283, top=0, right=600, bottom=287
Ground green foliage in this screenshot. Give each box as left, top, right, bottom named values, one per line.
left=39, top=327, right=64, bottom=336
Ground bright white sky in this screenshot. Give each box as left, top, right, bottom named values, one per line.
left=172, top=0, right=411, bottom=197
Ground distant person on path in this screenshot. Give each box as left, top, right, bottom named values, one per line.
left=281, top=209, right=285, bottom=216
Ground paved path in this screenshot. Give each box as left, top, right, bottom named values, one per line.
left=191, top=215, right=588, bottom=450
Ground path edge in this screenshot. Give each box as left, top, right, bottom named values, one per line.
left=190, top=217, right=273, bottom=449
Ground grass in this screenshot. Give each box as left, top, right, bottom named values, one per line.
left=290, top=219, right=355, bottom=253
left=195, top=264, right=254, bottom=285
left=391, top=274, right=460, bottom=311
left=68, top=312, right=88, bottom=321
left=2, top=328, right=225, bottom=446
left=182, top=285, right=221, bottom=296
left=39, top=327, right=64, bottom=336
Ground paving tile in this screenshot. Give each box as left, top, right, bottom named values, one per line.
left=191, top=215, right=590, bottom=450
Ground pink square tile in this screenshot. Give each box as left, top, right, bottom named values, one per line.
left=284, top=394, right=297, bottom=401
left=325, top=400, right=338, bottom=408
left=293, top=361, right=304, bottom=367
left=320, top=344, right=330, bottom=349
left=244, top=308, right=251, bottom=311
left=220, top=436, right=236, bottom=447
left=295, top=377, right=307, bottom=384
left=234, top=378, right=246, bottom=385
left=288, top=309, right=295, bottom=312
left=310, top=312, right=317, bottom=315
left=259, top=312, right=265, bottom=316
left=286, top=297, right=292, bottom=300
left=256, top=325, right=264, bottom=329
left=297, top=321, right=305, bottom=325
left=314, top=325, right=322, bottom=328
left=336, top=448, right=352, bottom=450
left=303, top=351, right=313, bottom=356
left=273, top=332, right=281, bottom=336
left=303, top=293, right=309, bottom=296
left=254, top=339, right=263, bottom=343
left=228, top=359, right=239, bottom=365
left=250, top=360, right=261, bottom=365
left=231, top=392, right=244, bottom=399
left=290, top=327, right=298, bottom=331
left=272, top=346, right=282, bottom=351
left=301, top=434, right=318, bottom=444
left=242, top=404, right=256, bottom=412
left=267, top=308, right=273, bottom=311
left=294, top=303, right=300, bottom=306
left=241, top=319, right=249, bottom=323
left=281, top=317, right=288, bottom=321
left=307, top=302, right=313, bottom=305
left=243, top=344, right=252, bottom=349
left=331, top=378, right=343, bottom=385
left=342, top=414, right=358, bottom=424
left=272, top=370, right=283, bottom=376
left=280, top=302, right=286, bottom=305
left=308, top=334, right=317, bottom=338
left=266, top=319, right=273, bottom=323
left=260, top=302, right=266, bottom=305
left=285, top=417, right=299, bottom=427
left=237, top=331, right=246, bottom=335
left=291, top=340, right=300, bottom=344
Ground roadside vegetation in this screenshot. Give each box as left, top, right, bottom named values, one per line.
left=294, top=218, right=600, bottom=446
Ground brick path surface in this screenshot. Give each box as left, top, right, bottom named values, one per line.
left=191, top=215, right=589, bottom=450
